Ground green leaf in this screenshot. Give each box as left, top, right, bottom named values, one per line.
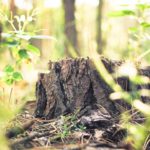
left=141, top=22, right=150, bottom=29
left=131, top=75, right=149, bottom=84
left=108, top=10, right=135, bottom=17
left=27, top=44, right=40, bottom=56
left=18, top=49, right=29, bottom=59
left=16, top=34, right=31, bottom=40
left=4, top=65, right=14, bottom=73
left=31, top=35, right=56, bottom=40
left=5, top=78, right=14, bottom=85
left=12, top=72, right=23, bottom=81
left=136, top=4, right=150, bottom=11
left=1, top=33, right=13, bottom=38
left=4, top=39, right=19, bottom=47
left=129, top=27, right=138, bottom=33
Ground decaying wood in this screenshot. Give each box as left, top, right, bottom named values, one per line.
left=34, top=57, right=150, bottom=120
left=6, top=120, right=35, bottom=139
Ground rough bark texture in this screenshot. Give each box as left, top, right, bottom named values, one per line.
left=34, top=57, right=150, bottom=120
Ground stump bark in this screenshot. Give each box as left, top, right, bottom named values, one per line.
left=34, top=57, right=150, bottom=120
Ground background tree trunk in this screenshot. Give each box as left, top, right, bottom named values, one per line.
left=62, top=0, right=79, bottom=56
left=96, top=0, right=103, bottom=54
left=0, top=23, right=2, bottom=42
left=10, top=0, right=18, bottom=30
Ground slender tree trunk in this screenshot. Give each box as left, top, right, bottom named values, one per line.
left=31, top=0, right=43, bottom=58
left=0, top=23, right=2, bottom=42
left=10, top=0, right=18, bottom=30
left=96, top=0, right=103, bottom=54
left=63, top=0, right=79, bottom=56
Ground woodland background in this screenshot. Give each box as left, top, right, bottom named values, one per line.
left=1, top=0, right=150, bottom=102
left=0, top=0, right=150, bottom=149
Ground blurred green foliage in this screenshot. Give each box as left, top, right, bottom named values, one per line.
left=93, top=2, right=150, bottom=149
left=0, top=8, right=42, bottom=150
left=108, top=3, right=150, bottom=62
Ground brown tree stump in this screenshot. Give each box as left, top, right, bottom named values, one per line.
left=34, top=57, right=150, bottom=120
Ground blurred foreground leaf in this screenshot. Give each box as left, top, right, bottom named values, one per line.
left=141, top=22, right=150, bottom=29
left=4, top=78, right=14, bottom=85
left=108, top=10, right=135, bottom=17
left=18, top=49, right=29, bottom=59
left=136, top=4, right=150, bottom=11
left=31, top=35, right=56, bottom=40
left=12, top=72, right=23, bottom=81
left=27, top=44, right=40, bottom=56
left=0, top=103, right=15, bottom=123
left=4, top=65, right=14, bottom=74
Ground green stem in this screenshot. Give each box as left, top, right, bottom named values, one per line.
left=136, top=49, right=150, bottom=61
left=9, top=87, right=13, bottom=103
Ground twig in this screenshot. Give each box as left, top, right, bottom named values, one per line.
left=6, top=119, right=35, bottom=138
left=9, top=87, right=13, bottom=103
left=10, top=130, right=56, bottom=148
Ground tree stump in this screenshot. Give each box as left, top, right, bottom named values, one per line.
left=34, top=57, right=150, bottom=120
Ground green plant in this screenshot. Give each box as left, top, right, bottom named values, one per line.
left=109, top=1, right=150, bottom=62
left=58, top=111, right=86, bottom=141
left=0, top=102, right=19, bottom=150
left=0, top=9, right=47, bottom=149
left=0, top=10, right=41, bottom=85
left=91, top=1, right=150, bottom=149
left=92, top=51, right=150, bottom=150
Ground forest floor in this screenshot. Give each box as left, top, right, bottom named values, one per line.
left=6, top=100, right=132, bottom=150
left=6, top=57, right=150, bottom=150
